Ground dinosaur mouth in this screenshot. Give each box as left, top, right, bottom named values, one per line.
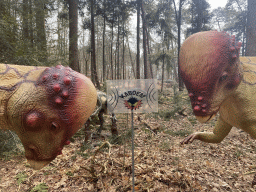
left=195, top=113, right=216, bottom=123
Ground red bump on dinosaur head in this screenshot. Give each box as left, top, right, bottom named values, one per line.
left=179, top=31, right=243, bottom=123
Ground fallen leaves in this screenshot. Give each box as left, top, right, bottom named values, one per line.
left=1, top=90, right=256, bottom=191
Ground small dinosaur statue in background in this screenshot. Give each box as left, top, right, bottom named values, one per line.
left=179, top=30, right=256, bottom=186
left=0, top=64, right=97, bottom=170
left=84, top=90, right=118, bottom=142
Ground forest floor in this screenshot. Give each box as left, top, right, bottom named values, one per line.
left=1, top=86, right=256, bottom=192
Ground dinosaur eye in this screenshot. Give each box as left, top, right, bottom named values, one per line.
left=219, top=72, right=228, bottom=82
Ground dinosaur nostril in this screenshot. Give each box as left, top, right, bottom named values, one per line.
left=28, top=145, right=38, bottom=159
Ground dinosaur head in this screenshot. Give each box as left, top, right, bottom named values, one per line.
left=7, top=65, right=97, bottom=169
left=179, top=31, right=242, bottom=123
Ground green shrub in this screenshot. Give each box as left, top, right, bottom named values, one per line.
left=0, top=130, right=23, bottom=158
left=30, top=183, right=49, bottom=192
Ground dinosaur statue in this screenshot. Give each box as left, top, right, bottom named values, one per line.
left=179, top=30, right=256, bottom=186
left=0, top=64, right=97, bottom=170
left=84, top=90, right=118, bottom=142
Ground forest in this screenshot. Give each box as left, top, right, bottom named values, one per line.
left=1, top=0, right=256, bottom=191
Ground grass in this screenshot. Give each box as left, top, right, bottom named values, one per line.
left=233, top=147, right=244, bottom=159
left=15, top=171, right=27, bottom=185
left=30, top=183, right=49, bottom=192
left=159, top=141, right=171, bottom=151
left=187, top=116, right=197, bottom=126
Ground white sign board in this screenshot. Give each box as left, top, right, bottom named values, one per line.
left=107, top=79, right=158, bottom=113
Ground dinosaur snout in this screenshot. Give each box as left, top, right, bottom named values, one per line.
left=27, top=144, right=39, bottom=160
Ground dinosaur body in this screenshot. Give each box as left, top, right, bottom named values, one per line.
left=179, top=30, right=256, bottom=185
left=84, top=90, right=118, bottom=142
left=181, top=57, right=256, bottom=143
left=0, top=64, right=97, bottom=169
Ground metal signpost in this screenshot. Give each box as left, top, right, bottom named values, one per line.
left=107, top=79, right=158, bottom=191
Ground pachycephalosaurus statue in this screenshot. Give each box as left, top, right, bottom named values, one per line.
left=0, top=64, right=97, bottom=170
left=179, top=30, right=256, bottom=186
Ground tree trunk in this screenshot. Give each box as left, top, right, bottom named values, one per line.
left=141, top=0, right=151, bottom=79
left=28, top=0, right=33, bottom=49
left=245, top=0, right=256, bottom=56
left=110, top=7, right=114, bottom=80
left=35, top=0, right=47, bottom=63
left=90, top=0, right=100, bottom=88
left=22, top=0, right=29, bottom=54
left=173, top=0, right=184, bottom=91
left=197, top=0, right=203, bottom=32
left=68, top=0, right=80, bottom=71
left=146, top=28, right=153, bottom=78
left=117, top=12, right=120, bottom=79
left=136, top=0, right=141, bottom=79
left=102, top=0, right=106, bottom=82
left=161, top=51, right=165, bottom=92
left=127, top=39, right=136, bottom=78
left=115, top=46, right=117, bottom=79
left=122, top=18, right=125, bottom=79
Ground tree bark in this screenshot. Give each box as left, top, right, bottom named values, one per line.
left=136, top=0, right=141, bottom=79
left=245, top=0, right=256, bottom=56
left=141, top=0, right=151, bottom=79
left=35, top=0, right=47, bottom=63
left=127, top=39, right=136, bottom=78
left=90, top=0, right=100, bottom=88
left=122, top=17, right=125, bottom=79
left=146, top=27, right=153, bottom=78
left=173, top=0, right=184, bottom=91
left=110, top=7, right=114, bottom=80
left=102, top=0, right=106, bottom=81
left=161, top=51, right=165, bottom=92
left=28, top=0, right=33, bottom=49
left=68, top=0, right=80, bottom=71
left=22, top=0, right=29, bottom=54
left=117, top=11, right=120, bottom=79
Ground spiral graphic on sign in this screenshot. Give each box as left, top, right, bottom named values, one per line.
left=108, top=87, right=119, bottom=110
left=146, top=83, right=157, bottom=109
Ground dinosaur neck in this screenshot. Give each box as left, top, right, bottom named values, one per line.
left=0, top=64, right=46, bottom=130
left=0, top=89, right=11, bottom=130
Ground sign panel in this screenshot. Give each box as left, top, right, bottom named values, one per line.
left=107, top=79, right=158, bottom=113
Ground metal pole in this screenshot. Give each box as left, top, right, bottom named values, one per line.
left=131, top=109, right=135, bottom=192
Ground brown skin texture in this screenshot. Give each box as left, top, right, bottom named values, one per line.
left=179, top=31, right=256, bottom=185
left=0, top=64, right=97, bottom=170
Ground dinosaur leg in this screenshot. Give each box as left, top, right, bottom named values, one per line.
left=84, top=119, right=91, bottom=144
left=110, top=113, right=118, bottom=136
left=97, top=111, right=104, bottom=134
